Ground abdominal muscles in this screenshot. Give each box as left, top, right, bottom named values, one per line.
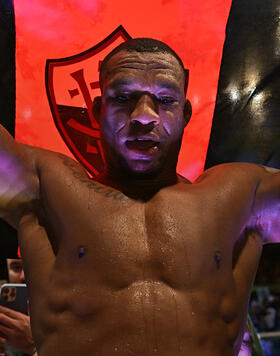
left=36, top=277, right=238, bottom=356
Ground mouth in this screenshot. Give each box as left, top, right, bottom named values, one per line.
left=125, top=138, right=160, bottom=154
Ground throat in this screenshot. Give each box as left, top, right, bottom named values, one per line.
left=96, top=171, right=179, bottom=201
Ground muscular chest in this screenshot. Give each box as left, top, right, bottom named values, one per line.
left=53, top=187, right=245, bottom=290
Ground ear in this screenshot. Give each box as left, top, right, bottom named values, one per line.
left=92, top=96, right=102, bottom=124
left=183, top=99, right=192, bottom=127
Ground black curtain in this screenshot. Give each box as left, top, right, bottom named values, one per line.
left=206, top=0, right=280, bottom=168
left=205, top=0, right=280, bottom=266
left=0, top=0, right=18, bottom=276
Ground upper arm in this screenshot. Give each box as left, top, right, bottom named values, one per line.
left=252, top=165, right=280, bottom=243
left=0, top=126, right=40, bottom=227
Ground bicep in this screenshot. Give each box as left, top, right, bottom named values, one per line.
left=0, top=134, right=40, bottom=227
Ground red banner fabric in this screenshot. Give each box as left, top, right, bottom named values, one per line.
left=14, top=0, right=232, bottom=181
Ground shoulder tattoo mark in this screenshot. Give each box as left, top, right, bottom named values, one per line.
left=59, top=154, right=127, bottom=202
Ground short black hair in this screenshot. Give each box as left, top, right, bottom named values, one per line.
left=100, top=38, right=189, bottom=93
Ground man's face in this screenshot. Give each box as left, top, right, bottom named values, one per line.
left=6, top=259, right=25, bottom=284
left=98, top=50, right=189, bottom=177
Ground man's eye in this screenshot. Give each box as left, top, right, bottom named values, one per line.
left=113, top=94, right=131, bottom=103
left=157, top=97, right=176, bottom=105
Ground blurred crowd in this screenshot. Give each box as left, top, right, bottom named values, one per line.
left=250, top=288, right=280, bottom=333
left=249, top=288, right=280, bottom=356
left=0, top=259, right=36, bottom=356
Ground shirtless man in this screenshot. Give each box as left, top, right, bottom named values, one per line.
left=0, top=38, right=278, bottom=356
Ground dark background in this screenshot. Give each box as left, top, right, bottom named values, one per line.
left=0, top=0, right=18, bottom=278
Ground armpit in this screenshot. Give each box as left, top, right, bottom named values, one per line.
left=249, top=206, right=280, bottom=244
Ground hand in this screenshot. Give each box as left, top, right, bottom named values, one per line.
left=0, top=305, right=35, bottom=355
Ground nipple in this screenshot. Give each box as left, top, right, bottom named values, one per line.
left=78, top=246, right=87, bottom=258
left=214, top=250, right=222, bottom=269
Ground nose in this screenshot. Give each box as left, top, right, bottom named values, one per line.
left=130, top=94, right=160, bottom=126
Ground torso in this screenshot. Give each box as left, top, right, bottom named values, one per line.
left=17, top=155, right=264, bottom=356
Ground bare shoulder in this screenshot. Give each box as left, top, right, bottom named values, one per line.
left=0, top=125, right=89, bottom=228
left=189, top=162, right=280, bottom=244
left=215, top=163, right=280, bottom=244
left=194, top=162, right=266, bottom=185
left=33, top=147, right=128, bottom=205
left=251, top=164, right=280, bottom=203
left=30, top=146, right=87, bottom=178
left=31, top=147, right=93, bottom=198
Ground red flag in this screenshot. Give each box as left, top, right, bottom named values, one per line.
left=14, top=0, right=232, bottom=180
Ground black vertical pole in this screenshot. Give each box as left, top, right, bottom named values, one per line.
left=0, top=0, right=18, bottom=271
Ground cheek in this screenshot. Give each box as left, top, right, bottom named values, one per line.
left=102, top=109, right=128, bottom=135
left=161, top=111, right=184, bottom=137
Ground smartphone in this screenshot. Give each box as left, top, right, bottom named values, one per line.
left=0, top=283, right=28, bottom=315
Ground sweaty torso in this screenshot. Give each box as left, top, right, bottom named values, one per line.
left=17, top=155, right=263, bottom=356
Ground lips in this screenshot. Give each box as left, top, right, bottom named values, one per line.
left=126, top=138, right=160, bottom=153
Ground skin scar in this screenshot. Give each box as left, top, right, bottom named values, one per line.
left=214, top=250, right=222, bottom=269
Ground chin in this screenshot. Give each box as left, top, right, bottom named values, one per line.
left=121, top=159, right=163, bottom=179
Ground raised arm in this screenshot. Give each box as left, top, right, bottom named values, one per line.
left=251, top=165, right=280, bottom=244
left=0, top=125, right=39, bottom=228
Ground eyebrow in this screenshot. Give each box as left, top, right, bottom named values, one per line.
left=155, top=80, right=182, bottom=94
left=107, top=78, right=182, bottom=95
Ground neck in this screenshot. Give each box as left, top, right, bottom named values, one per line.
left=96, top=167, right=179, bottom=201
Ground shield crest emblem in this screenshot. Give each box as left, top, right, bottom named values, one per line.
left=45, top=25, right=132, bottom=176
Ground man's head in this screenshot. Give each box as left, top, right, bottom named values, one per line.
left=93, top=38, right=192, bottom=179
left=99, top=38, right=189, bottom=94
left=6, top=259, right=25, bottom=284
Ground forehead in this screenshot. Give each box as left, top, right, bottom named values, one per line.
left=102, top=50, right=185, bottom=93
